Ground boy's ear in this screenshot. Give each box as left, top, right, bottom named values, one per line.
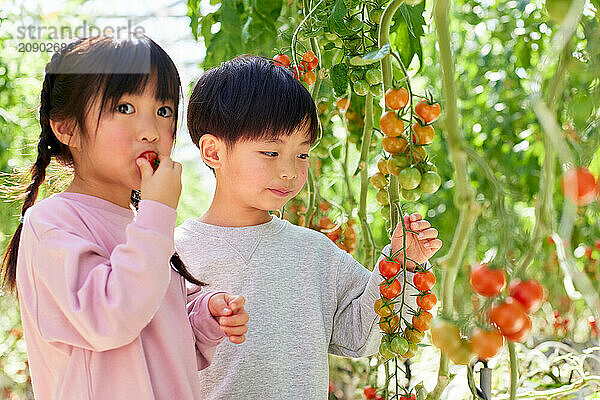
left=50, top=119, right=80, bottom=149
left=198, top=134, right=225, bottom=169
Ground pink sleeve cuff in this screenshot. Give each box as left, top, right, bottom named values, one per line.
left=189, top=291, right=226, bottom=342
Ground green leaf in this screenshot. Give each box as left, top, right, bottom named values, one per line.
left=349, top=43, right=391, bottom=66
left=330, top=63, right=349, bottom=97
left=390, top=20, right=422, bottom=71
left=328, top=0, right=355, bottom=37
left=253, top=0, right=282, bottom=21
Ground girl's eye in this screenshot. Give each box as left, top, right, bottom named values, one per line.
left=116, top=103, right=135, bottom=114
left=298, top=153, right=310, bottom=160
left=157, top=106, right=173, bottom=118
left=261, top=152, right=278, bottom=157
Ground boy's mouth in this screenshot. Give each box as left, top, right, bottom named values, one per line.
left=268, top=188, right=292, bottom=197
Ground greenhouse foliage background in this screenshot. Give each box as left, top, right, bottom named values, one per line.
left=1, top=0, right=600, bottom=398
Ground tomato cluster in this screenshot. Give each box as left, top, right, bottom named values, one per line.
left=370, top=91, right=442, bottom=206
left=375, top=259, right=436, bottom=361
left=273, top=50, right=319, bottom=86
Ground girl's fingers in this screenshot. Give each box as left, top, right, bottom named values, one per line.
left=409, top=213, right=422, bottom=222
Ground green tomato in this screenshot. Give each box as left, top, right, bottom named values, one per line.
left=404, top=0, right=423, bottom=5
left=376, top=189, right=389, bottom=206
left=381, top=205, right=391, bottom=221
left=370, top=84, right=383, bottom=97
left=398, top=166, right=422, bottom=190
left=391, top=336, right=409, bottom=355
left=388, top=155, right=409, bottom=176
left=401, top=188, right=421, bottom=202
left=379, top=338, right=395, bottom=359
left=344, top=37, right=362, bottom=52
left=353, top=80, right=370, bottom=96
left=370, top=172, right=388, bottom=189
left=419, top=171, right=442, bottom=194
left=365, top=68, right=382, bottom=85
left=349, top=69, right=365, bottom=82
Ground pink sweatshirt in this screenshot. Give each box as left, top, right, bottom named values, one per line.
left=16, top=192, right=224, bottom=399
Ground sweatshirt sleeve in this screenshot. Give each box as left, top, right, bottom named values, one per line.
left=328, top=245, right=417, bottom=358
left=24, top=200, right=175, bottom=352
left=186, top=285, right=225, bottom=370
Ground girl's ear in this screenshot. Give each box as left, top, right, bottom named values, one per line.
left=50, top=119, right=80, bottom=149
left=199, top=134, right=225, bottom=169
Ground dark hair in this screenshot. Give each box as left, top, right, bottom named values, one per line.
left=1, top=35, right=204, bottom=293
left=187, top=55, right=319, bottom=153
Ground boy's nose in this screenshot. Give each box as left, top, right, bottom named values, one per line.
left=279, top=164, right=297, bottom=180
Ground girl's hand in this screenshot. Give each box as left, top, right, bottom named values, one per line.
left=390, top=213, right=442, bottom=271
left=137, top=154, right=182, bottom=210
left=208, top=293, right=249, bottom=344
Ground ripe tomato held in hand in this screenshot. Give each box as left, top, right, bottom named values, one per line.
left=469, top=263, right=506, bottom=297
left=416, top=292, right=437, bottom=310
left=139, top=151, right=160, bottom=172
left=380, top=278, right=402, bottom=299
left=273, top=54, right=290, bottom=67
left=415, top=101, right=441, bottom=124
left=560, top=167, right=597, bottom=206
left=413, top=270, right=436, bottom=292
left=412, top=310, right=433, bottom=332
left=385, top=88, right=410, bottom=110
left=470, top=328, right=504, bottom=361
left=379, top=258, right=401, bottom=279
left=490, top=297, right=528, bottom=336
left=509, top=279, right=545, bottom=313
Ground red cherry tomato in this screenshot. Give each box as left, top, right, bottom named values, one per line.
left=504, top=314, right=532, bottom=343
left=560, top=167, right=597, bottom=206
left=363, top=385, right=377, bottom=399
left=379, top=258, right=401, bottom=279
left=469, top=263, right=506, bottom=297
left=414, top=101, right=441, bottom=124
left=380, top=278, right=402, bottom=299
left=509, top=279, right=545, bottom=313
left=416, top=292, right=437, bottom=310
left=490, top=297, right=528, bottom=336
left=413, top=270, right=435, bottom=292
left=273, top=54, right=290, bottom=67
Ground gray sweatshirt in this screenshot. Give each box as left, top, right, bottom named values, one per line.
left=174, top=216, right=417, bottom=400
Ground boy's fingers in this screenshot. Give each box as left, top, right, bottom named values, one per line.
left=209, top=294, right=232, bottom=317
left=409, top=213, right=422, bottom=222
left=423, top=239, right=443, bottom=250
left=418, top=228, right=438, bottom=240
left=225, top=295, right=246, bottom=312
left=411, top=220, right=431, bottom=231
left=219, top=311, right=249, bottom=327
left=136, top=158, right=153, bottom=179
left=221, top=324, right=248, bottom=337
left=228, top=335, right=246, bottom=344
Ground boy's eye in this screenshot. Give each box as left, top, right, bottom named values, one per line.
left=157, top=106, right=173, bottom=118
left=116, top=103, right=135, bottom=114
left=298, top=153, right=310, bottom=160
left=261, top=151, right=278, bottom=157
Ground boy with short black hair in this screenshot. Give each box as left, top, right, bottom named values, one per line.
left=176, top=55, right=442, bottom=399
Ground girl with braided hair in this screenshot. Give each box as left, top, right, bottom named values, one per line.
left=0, top=35, right=248, bottom=399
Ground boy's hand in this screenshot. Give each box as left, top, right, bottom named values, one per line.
left=208, top=293, right=249, bottom=344
left=390, top=213, right=442, bottom=271
left=137, top=154, right=182, bottom=210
